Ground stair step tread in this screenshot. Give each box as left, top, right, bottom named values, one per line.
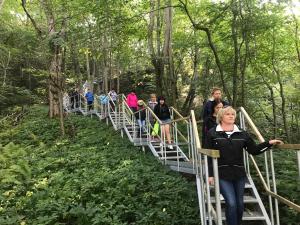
left=169, top=165, right=196, bottom=174
left=158, top=150, right=183, bottom=154
left=206, top=210, right=265, bottom=221
left=210, top=195, right=258, bottom=203
left=160, top=156, right=186, bottom=160
left=165, top=160, right=193, bottom=168
left=209, top=182, right=252, bottom=189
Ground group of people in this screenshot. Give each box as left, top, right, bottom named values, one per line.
left=64, top=83, right=283, bottom=225
left=201, top=87, right=282, bottom=225
left=125, top=91, right=174, bottom=149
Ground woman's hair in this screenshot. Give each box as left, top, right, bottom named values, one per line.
left=158, top=96, right=165, bottom=101
left=150, top=93, right=156, bottom=98
left=210, top=100, right=223, bottom=115
left=216, top=106, right=236, bottom=124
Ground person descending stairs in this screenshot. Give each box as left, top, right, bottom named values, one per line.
left=69, top=93, right=300, bottom=225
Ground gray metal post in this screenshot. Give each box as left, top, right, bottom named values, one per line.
left=297, top=150, right=300, bottom=178
left=213, top=158, right=222, bottom=225
left=204, top=155, right=213, bottom=225
left=270, top=150, right=280, bottom=225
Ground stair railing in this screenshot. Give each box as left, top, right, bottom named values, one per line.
left=190, top=110, right=222, bottom=225
left=79, top=94, right=88, bottom=115
left=238, top=107, right=300, bottom=225
left=93, top=95, right=102, bottom=119
left=120, top=95, right=138, bottom=142
left=170, top=107, right=194, bottom=169
left=107, top=94, right=118, bottom=129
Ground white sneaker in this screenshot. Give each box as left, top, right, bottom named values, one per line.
left=168, top=145, right=173, bottom=150
left=220, top=194, right=224, bottom=201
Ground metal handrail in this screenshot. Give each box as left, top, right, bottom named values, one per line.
left=137, top=100, right=162, bottom=124
left=190, top=110, right=222, bottom=225
left=239, top=107, right=300, bottom=213
left=250, top=155, right=300, bottom=212
left=190, top=110, right=220, bottom=158
left=170, top=107, right=189, bottom=124
left=273, top=144, right=300, bottom=150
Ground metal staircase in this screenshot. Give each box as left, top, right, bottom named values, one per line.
left=66, top=93, right=300, bottom=225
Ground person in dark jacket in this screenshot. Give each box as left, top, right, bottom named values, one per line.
left=203, top=100, right=223, bottom=141
left=202, top=87, right=229, bottom=144
left=154, top=96, right=173, bottom=149
left=205, top=106, right=283, bottom=225
left=73, top=88, right=79, bottom=108
left=136, top=100, right=146, bottom=137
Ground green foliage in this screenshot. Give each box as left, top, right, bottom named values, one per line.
left=253, top=150, right=300, bottom=225
left=0, top=86, right=35, bottom=112
left=0, top=107, right=199, bottom=225
left=0, top=143, right=31, bottom=187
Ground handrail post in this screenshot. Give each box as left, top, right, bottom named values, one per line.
left=213, top=158, right=222, bottom=225
left=239, top=107, right=280, bottom=224
left=297, top=150, right=300, bottom=178
left=204, top=155, right=213, bottom=225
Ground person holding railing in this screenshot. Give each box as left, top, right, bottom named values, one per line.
left=126, top=90, right=138, bottom=112
left=147, top=93, right=158, bottom=123
left=108, top=88, right=118, bottom=110
left=205, top=106, right=283, bottom=225
left=135, top=100, right=146, bottom=137
left=154, top=96, right=173, bottom=150
left=98, top=92, right=108, bottom=116
left=148, top=94, right=158, bottom=140
left=85, top=89, right=94, bottom=111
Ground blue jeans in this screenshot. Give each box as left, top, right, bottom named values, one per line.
left=137, top=120, right=146, bottom=133
left=219, top=177, right=246, bottom=225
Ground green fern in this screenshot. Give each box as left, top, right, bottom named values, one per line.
left=0, top=143, right=31, bottom=187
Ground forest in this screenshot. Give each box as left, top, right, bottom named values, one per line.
left=0, top=0, right=299, bottom=224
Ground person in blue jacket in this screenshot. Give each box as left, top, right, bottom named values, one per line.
left=85, top=89, right=94, bottom=111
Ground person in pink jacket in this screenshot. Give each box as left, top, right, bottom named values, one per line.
left=126, top=90, right=138, bottom=112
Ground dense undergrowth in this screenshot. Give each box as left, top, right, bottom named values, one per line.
left=0, top=106, right=199, bottom=225
left=254, top=151, right=300, bottom=225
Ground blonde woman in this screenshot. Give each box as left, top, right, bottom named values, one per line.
left=205, top=106, right=282, bottom=225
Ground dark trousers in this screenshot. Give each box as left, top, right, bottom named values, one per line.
left=219, top=177, right=246, bottom=225
left=88, top=101, right=93, bottom=111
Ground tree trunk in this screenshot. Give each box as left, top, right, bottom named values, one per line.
left=41, top=0, right=65, bottom=136
left=70, top=40, right=81, bottom=78
left=102, top=34, right=109, bottom=93
left=0, top=0, right=5, bottom=12
left=292, top=14, right=300, bottom=63
left=178, top=0, right=232, bottom=103
left=147, top=0, right=164, bottom=96
left=272, top=31, right=289, bottom=142
left=231, top=2, right=239, bottom=107
left=182, top=45, right=200, bottom=113
left=163, top=0, right=176, bottom=105
left=270, top=87, right=277, bottom=138
left=1, top=50, right=10, bottom=87
left=2, top=68, right=6, bottom=87
left=86, top=52, right=90, bottom=82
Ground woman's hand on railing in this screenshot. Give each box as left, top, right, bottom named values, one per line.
left=269, top=140, right=284, bottom=145
left=208, top=177, right=214, bottom=186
